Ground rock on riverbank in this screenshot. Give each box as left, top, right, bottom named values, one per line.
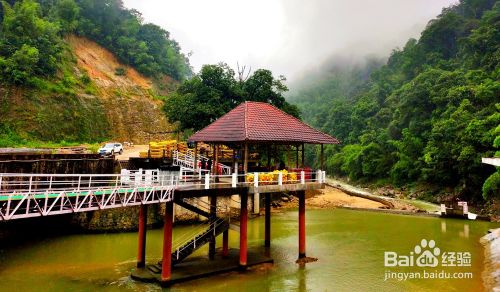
left=480, top=228, right=500, bottom=291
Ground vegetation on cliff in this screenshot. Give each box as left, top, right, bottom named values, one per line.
left=0, top=0, right=188, bottom=146
left=290, top=0, right=499, bottom=203
left=0, top=0, right=190, bottom=85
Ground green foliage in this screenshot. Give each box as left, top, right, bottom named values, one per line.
left=292, top=0, right=500, bottom=202
left=164, top=63, right=301, bottom=131
left=482, top=116, right=500, bottom=199
left=0, top=0, right=62, bottom=84
left=114, top=67, right=126, bottom=76
left=482, top=171, right=500, bottom=199
left=51, top=0, right=80, bottom=33
left=2, top=44, right=40, bottom=84
left=75, top=0, right=191, bottom=80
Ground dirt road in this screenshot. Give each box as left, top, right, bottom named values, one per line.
left=115, top=144, right=148, bottom=160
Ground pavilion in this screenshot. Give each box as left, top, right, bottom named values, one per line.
left=186, top=101, right=339, bottom=265
left=132, top=101, right=340, bottom=286
left=188, top=101, right=339, bottom=174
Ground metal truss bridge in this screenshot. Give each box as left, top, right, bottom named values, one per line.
left=0, top=170, right=175, bottom=221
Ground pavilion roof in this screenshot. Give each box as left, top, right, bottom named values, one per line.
left=188, top=101, right=340, bottom=144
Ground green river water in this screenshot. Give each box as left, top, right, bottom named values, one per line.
left=0, top=208, right=498, bottom=291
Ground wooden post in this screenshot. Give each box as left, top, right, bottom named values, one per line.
left=209, top=195, right=217, bottom=260
left=287, top=146, right=291, bottom=168
left=215, top=144, right=219, bottom=175
left=243, top=142, right=249, bottom=174
left=301, top=143, right=305, bottom=167
left=298, top=191, right=306, bottom=258
left=193, top=142, right=198, bottom=172
left=161, top=201, right=174, bottom=282
left=320, top=144, right=324, bottom=171
left=296, top=145, right=299, bottom=169
left=265, top=193, right=271, bottom=247
left=137, top=204, right=147, bottom=268
left=232, top=148, right=236, bottom=173
left=239, top=189, right=248, bottom=268
left=267, top=144, right=271, bottom=170
left=212, top=144, right=217, bottom=174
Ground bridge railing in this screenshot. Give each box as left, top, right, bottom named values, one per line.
left=0, top=171, right=178, bottom=221
left=0, top=171, right=177, bottom=195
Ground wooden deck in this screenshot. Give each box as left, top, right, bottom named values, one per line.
left=131, top=248, right=273, bottom=286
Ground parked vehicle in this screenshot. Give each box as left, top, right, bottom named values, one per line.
left=98, top=143, right=123, bottom=156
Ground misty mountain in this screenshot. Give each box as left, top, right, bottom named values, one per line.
left=289, top=0, right=499, bottom=203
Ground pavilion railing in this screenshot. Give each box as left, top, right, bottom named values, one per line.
left=175, top=169, right=327, bottom=190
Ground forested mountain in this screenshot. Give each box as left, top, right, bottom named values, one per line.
left=0, top=0, right=190, bottom=145
left=290, top=0, right=499, bottom=202
left=0, top=0, right=191, bottom=85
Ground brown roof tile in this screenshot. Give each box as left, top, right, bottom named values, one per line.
left=188, top=101, right=340, bottom=144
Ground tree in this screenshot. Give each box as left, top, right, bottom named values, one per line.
left=482, top=115, right=500, bottom=199
left=0, top=0, right=62, bottom=83
left=164, top=63, right=300, bottom=132
left=54, top=0, right=80, bottom=33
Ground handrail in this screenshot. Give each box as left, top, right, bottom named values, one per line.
left=174, top=216, right=228, bottom=259
left=182, top=197, right=227, bottom=214
left=173, top=150, right=232, bottom=175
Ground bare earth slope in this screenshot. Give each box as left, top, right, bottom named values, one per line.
left=67, top=35, right=175, bottom=143
left=0, top=35, right=175, bottom=145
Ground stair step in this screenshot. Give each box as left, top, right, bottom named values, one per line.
left=169, top=219, right=230, bottom=266
left=148, top=264, right=161, bottom=274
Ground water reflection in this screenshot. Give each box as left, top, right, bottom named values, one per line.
left=440, top=221, right=469, bottom=239
left=460, top=224, right=469, bottom=238
left=298, top=265, right=307, bottom=292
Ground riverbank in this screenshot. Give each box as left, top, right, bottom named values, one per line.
left=324, top=177, right=500, bottom=222
left=276, top=185, right=428, bottom=214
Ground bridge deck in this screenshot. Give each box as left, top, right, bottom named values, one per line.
left=0, top=169, right=326, bottom=220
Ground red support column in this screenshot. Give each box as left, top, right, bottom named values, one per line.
left=298, top=191, right=306, bottom=258
left=209, top=195, right=217, bottom=260
left=222, top=230, right=229, bottom=257
left=137, top=204, right=148, bottom=268
left=161, top=201, right=174, bottom=282
left=239, top=190, right=248, bottom=268
left=264, top=193, right=271, bottom=247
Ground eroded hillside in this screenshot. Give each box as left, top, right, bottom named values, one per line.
left=0, top=35, right=176, bottom=144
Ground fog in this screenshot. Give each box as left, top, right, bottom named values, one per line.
left=123, top=0, right=457, bottom=82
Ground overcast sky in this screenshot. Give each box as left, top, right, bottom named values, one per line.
left=122, top=0, right=457, bottom=82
